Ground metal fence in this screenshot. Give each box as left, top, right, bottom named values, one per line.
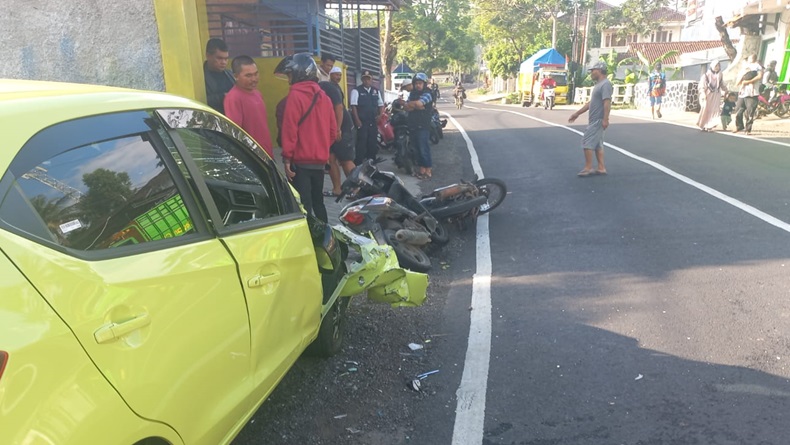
left=206, top=2, right=381, bottom=76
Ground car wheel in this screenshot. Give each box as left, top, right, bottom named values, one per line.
left=305, top=295, right=350, bottom=357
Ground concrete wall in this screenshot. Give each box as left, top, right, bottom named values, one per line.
left=1, top=0, right=165, bottom=91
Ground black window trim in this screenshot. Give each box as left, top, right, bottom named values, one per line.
left=156, top=109, right=306, bottom=235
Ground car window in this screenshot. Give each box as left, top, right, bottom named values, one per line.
left=173, top=128, right=290, bottom=227
left=11, top=134, right=195, bottom=250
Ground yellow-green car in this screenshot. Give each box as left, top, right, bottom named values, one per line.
left=0, top=80, right=427, bottom=445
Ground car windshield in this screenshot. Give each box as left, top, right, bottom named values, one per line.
left=547, top=73, right=567, bottom=86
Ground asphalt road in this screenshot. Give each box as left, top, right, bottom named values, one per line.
left=449, top=100, right=790, bottom=444
left=232, top=95, right=790, bottom=445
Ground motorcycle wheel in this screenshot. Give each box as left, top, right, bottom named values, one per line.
left=430, top=127, right=440, bottom=144
left=385, top=230, right=432, bottom=272
left=476, top=177, right=507, bottom=214
left=776, top=102, right=790, bottom=118
left=430, top=221, right=450, bottom=246
left=394, top=140, right=414, bottom=175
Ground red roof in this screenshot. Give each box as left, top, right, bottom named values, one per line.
left=625, top=41, right=733, bottom=65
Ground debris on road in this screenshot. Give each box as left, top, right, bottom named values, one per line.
left=334, top=414, right=348, bottom=419
left=417, top=370, right=439, bottom=379
left=635, top=374, right=644, bottom=381
left=346, top=427, right=362, bottom=434
left=408, top=343, right=424, bottom=351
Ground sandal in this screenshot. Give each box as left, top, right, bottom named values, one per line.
left=577, top=169, right=594, bottom=177
left=322, top=190, right=340, bottom=197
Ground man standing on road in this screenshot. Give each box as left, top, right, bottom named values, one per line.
left=320, top=66, right=356, bottom=197
left=568, top=61, right=612, bottom=177
left=203, top=38, right=235, bottom=114
left=734, top=54, right=763, bottom=136
left=224, top=56, right=274, bottom=158
left=350, top=71, right=384, bottom=165
left=405, top=73, right=435, bottom=179
left=277, top=53, right=337, bottom=223
left=648, top=62, right=666, bottom=119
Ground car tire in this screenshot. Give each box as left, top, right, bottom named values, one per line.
left=305, top=295, right=350, bottom=357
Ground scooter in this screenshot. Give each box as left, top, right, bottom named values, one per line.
left=388, top=101, right=419, bottom=175
left=543, top=87, right=555, bottom=110
left=429, top=109, right=447, bottom=144
left=419, top=176, right=507, bottom=229
left=336, top=161, right=448, bottom=272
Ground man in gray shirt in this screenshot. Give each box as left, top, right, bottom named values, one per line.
left=569, top=61, right=613, bottom=176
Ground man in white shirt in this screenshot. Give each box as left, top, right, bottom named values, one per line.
left=317, top=53, right=335, bottom=83
left=734, top=54, right=763, bottom=135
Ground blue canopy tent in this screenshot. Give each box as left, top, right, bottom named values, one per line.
left=519, top=48, right=566, bottom=72
left=392, top=63, right=413, bottom=73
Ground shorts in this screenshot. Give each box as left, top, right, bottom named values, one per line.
left=330, top=128, right=355, bottom=162
left=649, top=95, right=663, bottom=106
left=581, top=121, right=605, bottom=150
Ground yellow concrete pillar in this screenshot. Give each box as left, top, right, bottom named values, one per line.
left=153, top=0, right=207, bottom=102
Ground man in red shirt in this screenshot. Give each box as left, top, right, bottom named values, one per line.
left=276, top=53, right=337, bottom=223
left=224, top=55, right=274, bottom=158
left=540, top=74, right=557, bottom=100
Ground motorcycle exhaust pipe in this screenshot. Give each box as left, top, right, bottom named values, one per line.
left=395, top=229, right=432, bottom=246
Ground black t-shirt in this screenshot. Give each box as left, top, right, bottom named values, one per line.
left=319, top=81, right=353, bottom=135
left=204, top=64, right=235, bottom=114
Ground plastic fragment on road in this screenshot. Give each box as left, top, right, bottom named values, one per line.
left=334, top=414, right=348, bottom=419
left=635, top=374, right=644, bottom=380
left=417, top=370, right=439, bottom=379
left=346, top=427, right=362, bottom=434
left=408, top=343, right=424, bottom=351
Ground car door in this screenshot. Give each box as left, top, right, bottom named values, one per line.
left=157, top=109, right=323, bottom=397
left=0, top=111, right=253, bottom=445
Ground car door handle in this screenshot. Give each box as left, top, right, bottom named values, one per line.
left=94, top=313, right=151, bottom=344
left=247, top=271, right=281, bottom=288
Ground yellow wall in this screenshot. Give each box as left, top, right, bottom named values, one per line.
left=255, top=57, right=349, bottom=148
left=152, top=0, right=207, bottom=102
left=152, top=2, right=349, bottom=149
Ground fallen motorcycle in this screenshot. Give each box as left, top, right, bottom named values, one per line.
left=336, top=161, right=448, bottom=272
left=419, top=176, right=507, bottom=229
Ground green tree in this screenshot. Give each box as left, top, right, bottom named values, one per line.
left=80, top=168, right=133, bottom=223
left=596, top=0, right=672, bottom=39
left=472, top=0, right=591, bottom=78
left=390, top=0, right=477, bottom=74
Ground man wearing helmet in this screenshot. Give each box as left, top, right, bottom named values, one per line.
left=275, top=53, right=338, bottom=223
left=569, top=61, right=612, bottom=177
left=404, top=73, right=435, bottom=179
left=350, top=71, right=385, bottom=164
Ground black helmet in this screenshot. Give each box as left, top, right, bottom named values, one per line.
left=274, top=53, right=319, bottom=85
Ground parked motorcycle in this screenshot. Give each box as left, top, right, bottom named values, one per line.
left=543, top=87, right=555, bottom=110
left=336, top=160, right=449, bottom=272
left=756, top=86, right=781, bottom=118
left=419, top=176, right=507, bottom=229
left=377, top=109, right=395, bottom=150
left=387, top=101, right=419, bottom=174
left=773, top=87, right=790, bottom=118
left=430, top=109, right=447, bottom=144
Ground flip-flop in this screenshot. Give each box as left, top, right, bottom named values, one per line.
left=322, top=190, right=340, bottom=197
left=594, top=170, right=608, bottom=175
left=577, top=170, right=594, bottom=177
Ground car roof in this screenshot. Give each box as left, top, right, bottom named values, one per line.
left=0, top=79, right=211, bottom=170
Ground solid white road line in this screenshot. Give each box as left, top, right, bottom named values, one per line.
left=489, top=108, right=790, bottom=234
left=442, top=112, right=493, bottom=445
